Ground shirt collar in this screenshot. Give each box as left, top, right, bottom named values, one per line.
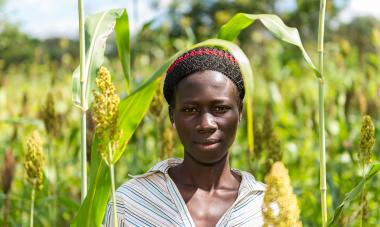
left=132, top=158, right=265, bottom=192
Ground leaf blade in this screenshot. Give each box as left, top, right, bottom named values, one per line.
left=71, top=8, right=128, bottom=109
left=218, top=13, right=320, bottom=78
left=71, top=137, right=111, bottom=227
left=328, top=163, right=380, bottom=226
left=115, top=10, right=131, bottom=94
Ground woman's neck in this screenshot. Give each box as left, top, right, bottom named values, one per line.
left=170, top=153, right=240, bottom=191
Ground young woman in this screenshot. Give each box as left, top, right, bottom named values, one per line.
left=104, top=47, right=265, bottom=227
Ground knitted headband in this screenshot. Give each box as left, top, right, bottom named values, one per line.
left=163, top=47, right=245, bottom=105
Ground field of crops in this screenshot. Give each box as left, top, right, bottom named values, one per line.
left=0, top=1, right=379, bottom=226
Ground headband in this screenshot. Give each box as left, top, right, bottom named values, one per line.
left=163, top=47, right=245, bottom=104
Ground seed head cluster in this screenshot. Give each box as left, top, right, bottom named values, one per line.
left=24, top=131, right=45, bottom=190
left=40, top=92, right=61, bottom=138
left=359, top=115, right=375, bottom=165
left=265, top=134, right=282, bottom=173
left=92, top=66, right=120, bottom=163
left=262, top=161, right=302, bottom=227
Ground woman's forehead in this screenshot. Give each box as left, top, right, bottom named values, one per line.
left=181, top=70, right=229, bottom=84
left=175, top=70, right=239, bottom=102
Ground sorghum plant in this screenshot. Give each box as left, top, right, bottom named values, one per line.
left=262, top=161, right=302, bottom=227
left=24, top=131, right=45, bottom=227
left=359, top=115, right=375, bottom=226
left=317, top=0, right=327, bottom=224
left=92, top=66, right=121, bottom=226
left=39, top=91, right=60, bottom=223
left=40, top=92, right=61, bottom=138
left=359, top=115, right=375, bottom=169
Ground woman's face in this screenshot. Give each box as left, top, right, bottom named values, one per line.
left=170, top=70, right=242, bottom=165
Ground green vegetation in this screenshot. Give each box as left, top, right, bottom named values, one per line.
left=1, top=0, right=380, bottom=226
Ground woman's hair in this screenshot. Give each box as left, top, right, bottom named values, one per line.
left=163, top=47, right=245, bottom=105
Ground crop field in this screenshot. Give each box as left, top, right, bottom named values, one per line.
left=0, top=1, right=379, bottom=226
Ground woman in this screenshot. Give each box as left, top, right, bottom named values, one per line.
left=104, top=46, right=265, bottom=227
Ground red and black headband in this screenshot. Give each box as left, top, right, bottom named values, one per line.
left=163, top=47, right=245, bottom=104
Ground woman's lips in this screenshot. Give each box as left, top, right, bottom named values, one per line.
left=194, top=139, right=220, bottom=145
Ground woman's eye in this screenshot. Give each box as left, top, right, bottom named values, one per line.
left=214, top=106, right=230, bottom=112
left=183, top=107, right=197, bottom=113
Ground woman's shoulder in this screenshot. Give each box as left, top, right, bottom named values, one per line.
left=115, top=158, right=182, bottom=197
left=232, top=168, right=266, bottom=192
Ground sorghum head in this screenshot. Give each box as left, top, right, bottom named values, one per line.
left=359, top=115, right=375, bottom=165
left=40, top=92, right=61, bottom=138
left=24, top=131, right=45, bottom=190
left=92, top=66, right=120, bottom=162
left=262, top=161, right=302, bottom=227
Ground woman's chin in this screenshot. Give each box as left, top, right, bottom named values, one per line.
left=185, top=144, right=228, bottom=165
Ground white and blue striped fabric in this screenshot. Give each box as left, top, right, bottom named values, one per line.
left=103, top=158, right=266, bottom=227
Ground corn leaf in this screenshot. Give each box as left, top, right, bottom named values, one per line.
left=112, top=59, right=176, bottom=163
left=71, top=137, right=110, bottom=227
left=72, top=8, right=129, bottom=109
left=217, top=13, right=321, bottom=155
left=328, top=163, right=380, bottom=226
left=218, top=13, right=320, bottom=78
left=115, top=10, right=131, bottom=94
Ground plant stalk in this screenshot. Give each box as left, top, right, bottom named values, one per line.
left=78, top=0, right=87, bottom=202
left=3, top=194, right=9, bottom=227
left=47, top=141, right=56, bottom=224
left=108, top=143, right=118, bottom=227
left=360, top=166, right=368, bottom=227
left=317, top=0, right=327, bottom=226
left=30, top=183, right=36, bottom=227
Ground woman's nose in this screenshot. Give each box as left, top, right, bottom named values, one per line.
left=196, top=112, right=217, bottom=133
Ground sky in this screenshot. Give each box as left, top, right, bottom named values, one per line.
left=2, top=0, right=380, bottom=39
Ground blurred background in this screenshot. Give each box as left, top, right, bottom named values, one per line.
left=0, top=0, right=379, bottom=226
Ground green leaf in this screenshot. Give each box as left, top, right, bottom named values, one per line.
left=328, top=163, right=380, bottom=226
left=115, top=10, right=131, bottom=94
left=192, top=39, right=255, bottom=154
left=218, top=13, right=320, bottom=78
left=71, top=137, right=111, bottom=227
left=70, top=59, right=175, bottom=226
left=58, top=196, right=80, bottom=211
left=112, top=77, right=161, bottom=163
left=72, top=9, right=129, bottom=110
left=112, top=52, right=179, bottom=163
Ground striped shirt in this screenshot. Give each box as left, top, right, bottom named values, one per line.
left=103, top=158, right=266, bottom=227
